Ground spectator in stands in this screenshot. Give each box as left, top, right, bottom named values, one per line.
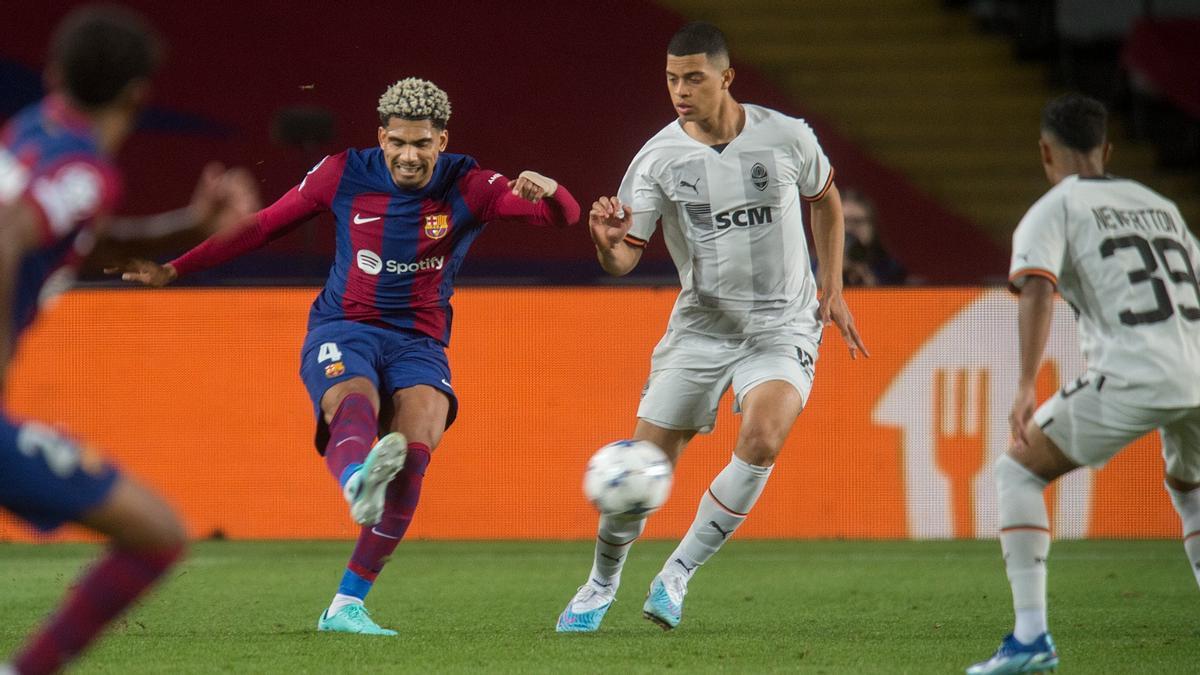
left=842, top=188, right=907, bottom=286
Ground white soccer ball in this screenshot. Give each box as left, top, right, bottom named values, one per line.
left=583, top=439, right=673, bottom=519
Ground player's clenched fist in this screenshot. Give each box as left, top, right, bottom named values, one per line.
left=588, top=196, right=632, bottom=250
left=105, top=259, right=177, bottom=287
left=508, top=170, right=558, bottom=203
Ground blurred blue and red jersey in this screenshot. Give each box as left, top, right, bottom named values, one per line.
left=1, top=94, right=124, bottom=529
left=172, top=148, right=579, bottom=344
left=1, top=94, right=122, bottom=339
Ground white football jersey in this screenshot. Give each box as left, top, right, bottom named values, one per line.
left=1010, top=175, right=1200, bottom=406
left=618, top=104, right=833, bottom=345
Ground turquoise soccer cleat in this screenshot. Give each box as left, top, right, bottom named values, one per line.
left=344, top=432, right=407, bottom=526
left=642, top=574, right=686, bottom=630
left=966, top=633, right=1058, bottom=674
left=556, top=584, right=615, bottom=633
left=317, top=604, right=398, bottom=636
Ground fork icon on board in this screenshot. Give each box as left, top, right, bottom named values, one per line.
left=933, top=369, right=988, bottom=538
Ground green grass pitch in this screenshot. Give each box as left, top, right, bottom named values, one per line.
left=0, top=540, right=1194, bottom=673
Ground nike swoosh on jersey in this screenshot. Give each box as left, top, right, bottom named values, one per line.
left=353, top=213, right=382, bottom=224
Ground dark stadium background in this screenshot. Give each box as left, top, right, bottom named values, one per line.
left=1, top=0, right=1022, bottom=284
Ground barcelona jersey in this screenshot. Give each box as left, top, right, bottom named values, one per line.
left=0, top=95, right=122, bottom=340
left=171, top=147, right=578, bottom=346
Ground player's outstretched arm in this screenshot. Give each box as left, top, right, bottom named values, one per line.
left=810, top=184, right=869, bottom=359
left=105, top=258, right=177, bottom=286
left=590, top=196, right=643, bottom=277
left=0, top=200, right=44, bottom=388
left=1010, top=275, right=1055, bottom=448
left=106, top=184, right=323, bottom=285
left=102, top=163, right=261, bottom=243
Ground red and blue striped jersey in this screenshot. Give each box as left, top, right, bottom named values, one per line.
left=0, top=95, right=122, bottom=339
left=171, top=147, right=579, bottom=345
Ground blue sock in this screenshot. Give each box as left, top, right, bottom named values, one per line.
left=339, top=462, right=363, bottom=489
left=338, top=567, right=373, bottom=600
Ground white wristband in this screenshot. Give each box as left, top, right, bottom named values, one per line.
left=518, top=170, right=558, bottom=197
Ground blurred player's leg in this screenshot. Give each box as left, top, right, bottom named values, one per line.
left=645, top=380, right=797, bottom=630
left=11, top=476, right=185, bottom=675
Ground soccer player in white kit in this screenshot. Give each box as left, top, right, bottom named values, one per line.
left=968, top=94, right=1200, bottom=674
left=556, top=22, right=868, bottom=633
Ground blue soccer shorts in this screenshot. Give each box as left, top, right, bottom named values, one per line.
left=0, top=414, right=118, bottom=532
left=299, top=320, right=459, bottom=453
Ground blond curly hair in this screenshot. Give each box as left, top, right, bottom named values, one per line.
left=377, top=77, right=451, bottom=129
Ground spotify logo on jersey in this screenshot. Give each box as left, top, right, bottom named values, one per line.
left=355, top=250, right=446, bottom=276
left=356, top=250, right=384, bottom=275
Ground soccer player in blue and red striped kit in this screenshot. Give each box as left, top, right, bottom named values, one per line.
left=115, top=78, right=581, bottom=634
left=0, top=6, right=260, bottom=673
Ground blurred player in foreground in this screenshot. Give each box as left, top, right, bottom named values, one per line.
left=967, top=94, right=1200, bottom=674
left=1, top=7, right=258, bottom=674
left=556, top=22, right=867, bottom=633
left=113, top=78, right=581, bottom=635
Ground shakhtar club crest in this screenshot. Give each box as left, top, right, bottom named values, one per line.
left=424, top=214, right=449, bottom=239
left=750, top=162, right=769, bottom=191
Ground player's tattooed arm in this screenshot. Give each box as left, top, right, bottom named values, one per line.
left=1011, top=275, right=1055, bottom=448
left=0, top=200, right=44, bottom=389
left=810, top=184, right=869, bottom=359
left=589, top=196, right=643, bottom=276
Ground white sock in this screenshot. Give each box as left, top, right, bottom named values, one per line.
left=664, top=454, right=772, bottom=582
left=327, top=593, right=364, bottom=616
left=995, top=454, right=1051, bottom=644
left=1166, top=481, right=1200, bottom=589
left=588, top=514, right=646, bottom=594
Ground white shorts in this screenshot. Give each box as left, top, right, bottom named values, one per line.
left=636, top=330, right=818, bottom=433
left=1034, top=372, right=1200, bottom=483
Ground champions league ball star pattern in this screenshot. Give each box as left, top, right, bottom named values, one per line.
left=584, top=440, right=673, bottom=519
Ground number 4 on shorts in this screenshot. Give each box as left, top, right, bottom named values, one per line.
left=318, top=342, right=343, bottom=363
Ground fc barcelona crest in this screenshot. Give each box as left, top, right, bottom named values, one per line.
left=424, top=214, right=449, bottom=239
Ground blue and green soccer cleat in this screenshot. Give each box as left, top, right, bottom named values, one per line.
left=966, top=633, right=1058, bottom=674
left=556, top=584, right=615, bottom=632
left=344, top=432, right=407, bottom=526
left=642, top=573, right=686, bottom=630
left=317, top=603, right=397, bottom=636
